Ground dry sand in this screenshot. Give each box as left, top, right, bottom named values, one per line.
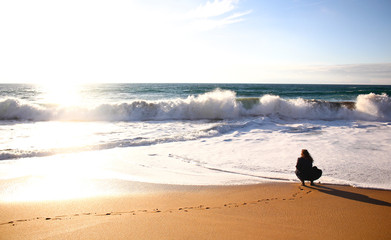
left=1, top=183, right=390, bottom=240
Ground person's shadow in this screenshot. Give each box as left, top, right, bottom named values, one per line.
left=307, top=184, right=391, bottom=207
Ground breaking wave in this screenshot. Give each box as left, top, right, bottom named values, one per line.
left=0, top=90, right=390, bottom=122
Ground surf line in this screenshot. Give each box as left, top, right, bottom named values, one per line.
left=168, top=154, right=291, bottom=182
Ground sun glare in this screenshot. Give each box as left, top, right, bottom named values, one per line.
left=38, top=83, right=83, bottom=106
left=1, top=153, right=105, bottom=202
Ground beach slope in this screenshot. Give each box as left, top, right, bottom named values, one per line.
left=1, top=183, right=390, bottom=240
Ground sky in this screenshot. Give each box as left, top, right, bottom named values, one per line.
left=0, top=0, right=390, bottom=84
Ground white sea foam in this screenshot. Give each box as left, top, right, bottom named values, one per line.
left=248, top=95, right=352, bottom=120
left=0, top=98, right=50, bottom=121
left=356, top=93, right=391, bottom=120
left=1, top=90, right=390, bottom=122
left=1, top=118, right=390, bottom=202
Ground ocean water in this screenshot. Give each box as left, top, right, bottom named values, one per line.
left=1, top=83, right=391, bottom=201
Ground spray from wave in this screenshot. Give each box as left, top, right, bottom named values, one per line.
left=0, top=89, right=390, bottom=122
left=355, top=93, right=391, bottom=120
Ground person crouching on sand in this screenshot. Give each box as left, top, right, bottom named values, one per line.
left=295, top=149, right=322, bottom=186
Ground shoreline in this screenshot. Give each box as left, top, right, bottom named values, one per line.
left=1, top=182, right=390, bottom=239
left=3, top=176, right=391, bottom=204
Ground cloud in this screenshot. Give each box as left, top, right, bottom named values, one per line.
left=186, top=0, right=251, bottom=31
left=272, top=63, right=391, bottom=84
left=206, top=63, right=391, bottom=84
left=189, top=0, right=238, bottom=18
left=301, top=63, right=391, bottom=77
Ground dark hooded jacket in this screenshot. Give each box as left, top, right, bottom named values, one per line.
left=295, top=157, right=313, bottom=180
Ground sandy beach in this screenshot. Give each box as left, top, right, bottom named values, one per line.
left=2, top=0, right=391, bottom=238
left=1, top=182, right=390, bottom=240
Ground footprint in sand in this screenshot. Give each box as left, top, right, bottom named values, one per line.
left=2, top=191, right=311, bottom=227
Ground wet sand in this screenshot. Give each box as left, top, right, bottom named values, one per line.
left=1, top=183, right=390, bottom=240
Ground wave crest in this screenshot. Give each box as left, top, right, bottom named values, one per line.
left=1, top=90, right=390, bottom=122
left=0, top=98, right=50, bottom=121
left=356, top=93, right=391, bottom=120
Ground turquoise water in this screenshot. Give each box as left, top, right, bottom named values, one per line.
left=2, top=83, right=391, bottom=102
